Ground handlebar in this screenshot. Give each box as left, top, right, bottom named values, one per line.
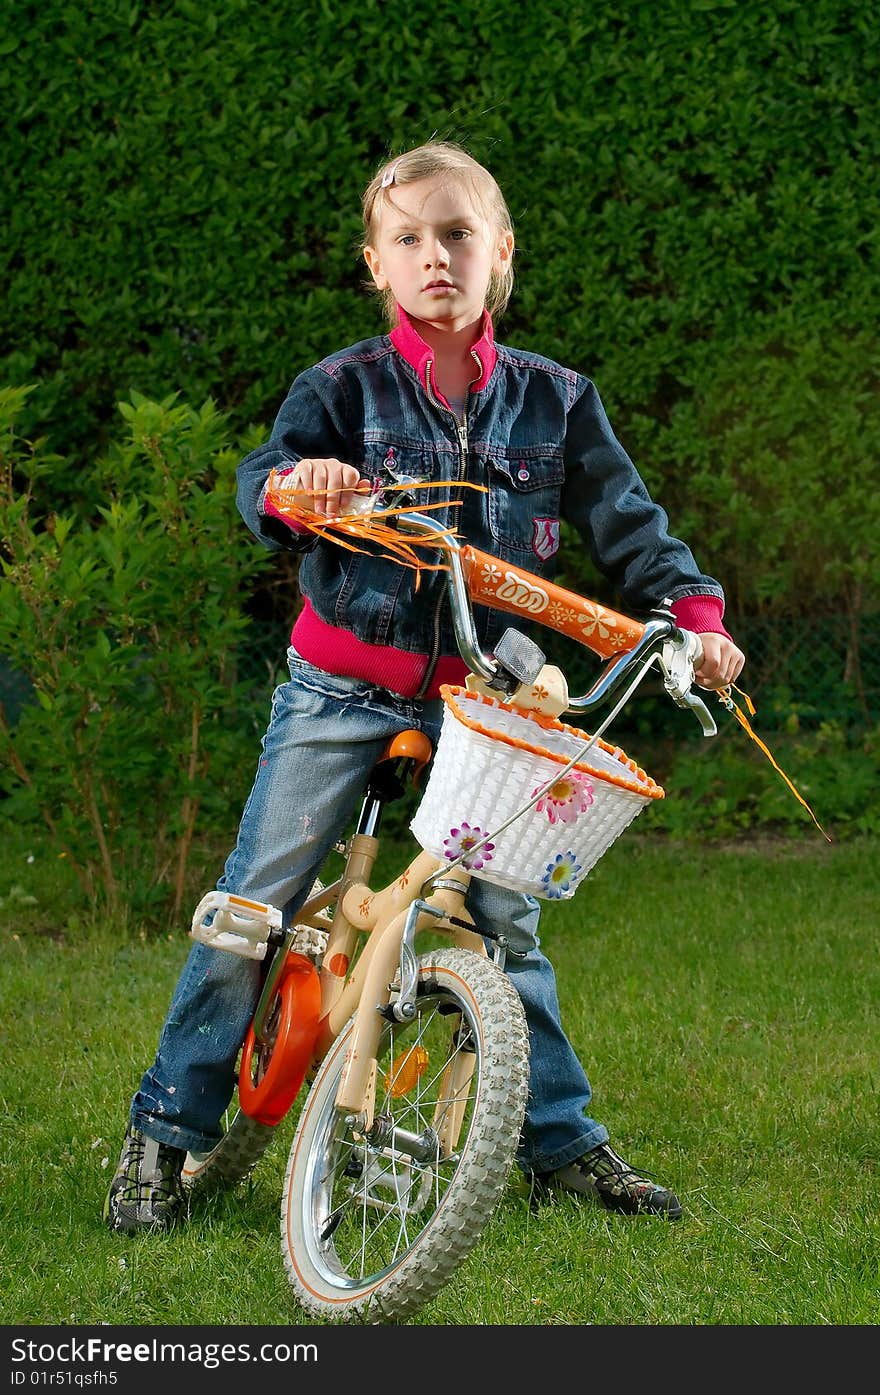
left=396, top=510, right=717, bottom=736
left=460, top=542, right=648, bottom=659
left=261, top=472, right=716, bottom=735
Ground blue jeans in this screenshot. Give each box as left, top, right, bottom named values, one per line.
left=131, top=650, right=608, bottom=1173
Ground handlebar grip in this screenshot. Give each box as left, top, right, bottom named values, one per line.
left=460, top=545, right=646, bottom=660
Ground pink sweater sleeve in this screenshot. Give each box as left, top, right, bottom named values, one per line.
left=261, top=468, right=312, bottom=535
left=670, top=594, right=732, bottom=639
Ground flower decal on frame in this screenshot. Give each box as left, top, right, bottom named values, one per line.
left=533, top=772, right=594, bottom=825
left=541, top=851, right=583, bottom=899
left=443, top=821, right=495, bottom=870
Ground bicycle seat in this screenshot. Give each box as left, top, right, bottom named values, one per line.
left=381, top=728, right=432, bottom=766
left=376, top=729, right=433, bottom=787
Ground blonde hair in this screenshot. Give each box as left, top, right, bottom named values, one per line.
left=361, top=140, right=515, bottom=321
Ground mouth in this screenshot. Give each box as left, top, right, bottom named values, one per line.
left=423, top=281, right=455, bottom=292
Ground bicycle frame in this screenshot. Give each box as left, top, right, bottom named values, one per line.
left=191, top=521, right=715, bottom=1162
left=193, top=757, right=492, bottom=1146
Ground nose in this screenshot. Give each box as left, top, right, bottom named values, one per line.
left=423, top=237, right=449, bottom=270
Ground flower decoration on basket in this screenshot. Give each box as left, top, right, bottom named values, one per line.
left=541, top=851, right=584, bottom=899
left=532, top=772, right=595, bottom=825
left=442, top=822, right=495, bottom=871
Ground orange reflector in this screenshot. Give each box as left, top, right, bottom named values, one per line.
left=385, top=1045, right=429, bottom=1097
left=229, top=894, right=269, bottom=913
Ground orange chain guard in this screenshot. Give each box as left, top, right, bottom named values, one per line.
left=460, top=546, right=645, bottom=659
left=238, top=952, right=321, bottom=1126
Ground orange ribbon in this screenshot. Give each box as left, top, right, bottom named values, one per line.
left=264, top=471, right=488, bottom=588
left=717, top=684, right=832, bottom=842
left=267, top=471, right=830, bottom=842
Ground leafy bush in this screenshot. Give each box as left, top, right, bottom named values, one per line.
left=2, top=0, right=878, bottom=899
left=0, top=386, right=272, bottom=922
left=3, top=0, right=877, bottom=627
left=647, top=324, right=880, bottom=693
left=642, top=718, right=880, bottom=841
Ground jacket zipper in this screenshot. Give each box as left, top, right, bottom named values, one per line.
left=416, top=359, right=472, bottom=698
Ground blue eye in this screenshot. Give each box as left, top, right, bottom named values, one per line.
left=399, top=234, right=418, bottom=246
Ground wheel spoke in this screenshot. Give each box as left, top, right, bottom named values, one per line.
left=318, top=993, right=466, bottom=1274
left=282, top=950, right=530, bottom=1321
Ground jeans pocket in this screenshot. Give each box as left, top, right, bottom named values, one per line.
left=285, top=647, right=376, bottom=702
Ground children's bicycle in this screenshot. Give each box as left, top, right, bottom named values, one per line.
left=181, top=506, right=717, bottom=1324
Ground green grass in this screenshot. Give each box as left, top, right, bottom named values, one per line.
left=1, top=829, right=878, bottom=1326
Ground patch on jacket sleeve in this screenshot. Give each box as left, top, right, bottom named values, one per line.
left=531, top=518, right=560, bottom=561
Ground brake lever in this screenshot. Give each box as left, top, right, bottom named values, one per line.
left=678, top=687, right=718, bottom=736
left=345, top=466, right=430, bottom=518
left=380, top=463, right=431, bottom=509
left=656, top=631, right=717, bottom=737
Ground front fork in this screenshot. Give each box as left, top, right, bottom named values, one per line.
left=331, top=857, right=486, bottom=1133
left=190, top=848, right=500, bottom=1162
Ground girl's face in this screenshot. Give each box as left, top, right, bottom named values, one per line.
left=364, top=176, right=513, bottom=334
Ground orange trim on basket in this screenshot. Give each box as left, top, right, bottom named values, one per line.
left=439, top=686, right=664, bottom=799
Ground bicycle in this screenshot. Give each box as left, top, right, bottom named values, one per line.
left=181, top=504, right=718, bottom=1324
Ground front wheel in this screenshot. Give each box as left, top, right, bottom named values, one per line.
left=280, top=947, right=530, bottom=1323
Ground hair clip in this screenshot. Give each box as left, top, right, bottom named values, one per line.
left=381, top=162, right=398, bottom=189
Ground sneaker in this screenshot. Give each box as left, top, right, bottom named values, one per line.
left=103, top=1126, right=187, bottom=1233
left=532, top=1141, right=682, bottom=1219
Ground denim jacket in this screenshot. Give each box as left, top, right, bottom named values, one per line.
left=236, top=309, right=725, bottom=697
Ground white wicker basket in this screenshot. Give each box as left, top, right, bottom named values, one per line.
left=410, top=685, right=664, bottom=899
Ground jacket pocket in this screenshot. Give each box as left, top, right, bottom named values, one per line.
left=486, top=454, right=565, bottom=558
left=360, top=441, right=438, bottom=494
left=360, top=439, right=462, bottom=535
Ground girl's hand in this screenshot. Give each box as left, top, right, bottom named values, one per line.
left=693, top=633, right=745, bottom=690
left=278, top=458, right=370, bottom=517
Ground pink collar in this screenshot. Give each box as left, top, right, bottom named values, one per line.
left=389, top=305, right=497, bottom=407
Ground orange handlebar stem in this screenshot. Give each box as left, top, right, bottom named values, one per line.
left=460, top=546, right=646, bottom=660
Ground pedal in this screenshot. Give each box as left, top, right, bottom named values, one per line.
left=290, top=923, right=329, bottom=967
left=190, top=891, right=283, bottom=961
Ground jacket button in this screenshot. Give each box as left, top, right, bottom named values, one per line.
left=517, top=467, right=530, bottom=481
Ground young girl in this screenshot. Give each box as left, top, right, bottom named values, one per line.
left=105, top=140, right=744, bottom=1232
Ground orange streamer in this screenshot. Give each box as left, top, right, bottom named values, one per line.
left=264, top=471, right=488, bottom=588
left=717, top=684, right=832, bottom=842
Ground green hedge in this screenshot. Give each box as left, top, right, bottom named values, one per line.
left=1, top=386, right=875, bottom=890
left=0, top=386, right=272, bottom=920
left=3, top=0, right=878, bottom=626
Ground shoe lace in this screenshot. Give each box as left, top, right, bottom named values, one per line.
left=121, top=1132, right=183, bottom=1200
left=582, top=1144, right=659, bottom=1189
left=149, top=1161, right=185, bottom=1200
